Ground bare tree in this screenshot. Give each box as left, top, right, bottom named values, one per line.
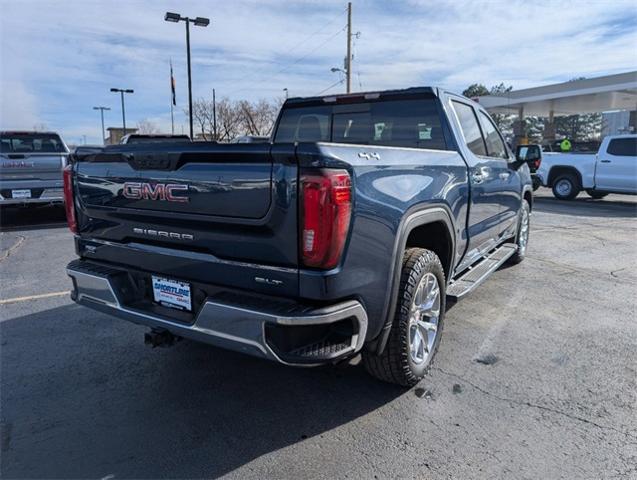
left=185, top=99, right=211, bottom=140
left=186, top=96, right=283, bottom=142
left=237, top=98, right=281, bottom=136
left=214, top=98, right=242, bottom=142
left=32, top=123, right=49, bottom=132
left=136, top=118, right=160, bottom=134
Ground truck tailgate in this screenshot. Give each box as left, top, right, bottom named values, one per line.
left=0, top=153, right=65, bottom=182
left=74, top=143, right=299, bottom=294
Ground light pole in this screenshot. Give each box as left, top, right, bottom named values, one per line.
left=110, top=88, right=134, bottom=136
left=93, top=106, right=110, bottom=145
left=165, top=12, right=210, bottom=140
left=283, top=88, right=288, bottom=100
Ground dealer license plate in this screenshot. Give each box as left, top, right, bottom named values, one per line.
left=151, top=276, right=192, bottom=311
left=12, top=189, right=31, bottom=199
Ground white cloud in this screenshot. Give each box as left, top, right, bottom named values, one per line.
left=0, top=81, right=40, bottom=130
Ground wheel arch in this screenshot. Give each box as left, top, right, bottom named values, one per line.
left=547, top=166, right=582, bottom=189
left=523, top=188, right=533, bottom=211
left=370, top=205, right=456, bottom=355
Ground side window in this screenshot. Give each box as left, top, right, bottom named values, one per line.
left=451, top=101, right=486, bottom=156
left=479, top=111, right=508, bottom=159
left=607, top=138, right=637, bottom=157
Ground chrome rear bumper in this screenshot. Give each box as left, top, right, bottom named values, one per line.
left=0, top=187, right=63, bottom=205
left=67, top=260, right=368, bottom=366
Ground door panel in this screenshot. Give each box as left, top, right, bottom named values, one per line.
left=595, top=138, right=637, bottom=192
left=449, top=100, right=506, bottom=258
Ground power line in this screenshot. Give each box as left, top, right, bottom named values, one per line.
left=225, top=9, right=348, bottom=97
left=316, top=78, right=344, bottom=96
left=274, top=25, right=346, bottom=78
left=275, top=6, right=348, bottom=63
left=227, top=24, right=346, bottom=97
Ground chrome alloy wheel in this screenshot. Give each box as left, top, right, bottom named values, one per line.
left=518, top=205, right=530, bottom=255
left=555, top=178, right=572, bottom=197
left=408, top=272, right=441, bottom=365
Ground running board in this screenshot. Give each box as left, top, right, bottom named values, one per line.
left=447, top=244, right=517, bottom=299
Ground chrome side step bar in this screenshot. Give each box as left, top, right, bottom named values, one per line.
left=447, top=244, right=517, bottom=299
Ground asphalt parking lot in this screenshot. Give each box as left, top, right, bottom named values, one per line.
left=1, top=191, right=636, bottom=479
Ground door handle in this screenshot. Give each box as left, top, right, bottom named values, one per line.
left=471, top=172, right=484, bottom=184
left=499, top=172, right=510, bottom=180
left=600, top=160, right=611, bottom=163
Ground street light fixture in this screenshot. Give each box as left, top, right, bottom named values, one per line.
left=164, top=11, right=211, bottom=140
left=110, top=88, right=134, bottom=136
left=93, top=106, right=111, bottom=145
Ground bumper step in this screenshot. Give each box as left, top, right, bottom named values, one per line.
left=447, top=244, right=517, bottom=299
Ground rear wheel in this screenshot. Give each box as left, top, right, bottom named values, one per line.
left=586, top=189, right=608, bottom=200
left=363, top=248, right=445, bottom=387
left=552, top=173, right=580, bottom=200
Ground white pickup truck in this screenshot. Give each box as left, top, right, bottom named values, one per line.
left=537, top=134, right=637, bottom=200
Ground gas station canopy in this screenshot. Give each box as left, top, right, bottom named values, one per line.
left=476, top=71, right=637, bottom=116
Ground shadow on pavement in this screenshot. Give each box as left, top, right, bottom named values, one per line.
left=1, top=304, right=403, bottom=479
left=0, top=204, right=67, bottom=232
left=532, top=195, right=637, bottom=219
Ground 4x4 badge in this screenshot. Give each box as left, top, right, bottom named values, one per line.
left=358, top=152, right=380, bottom=161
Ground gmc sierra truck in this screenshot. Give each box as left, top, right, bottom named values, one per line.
left=536, top=134, right=637, bottom=200
left=65, top=87, right=533, bottom=386
left=1, top=131, right=69, bottom=205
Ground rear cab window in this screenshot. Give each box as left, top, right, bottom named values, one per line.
left=274, top=96, right=448, bottom=150
left=0, top=133, right=67, bottom=153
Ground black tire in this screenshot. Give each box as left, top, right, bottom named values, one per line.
left=362, top=248, right=446, bottom=387
left=586, top=189, right=608, bottom=200
left=508, top=199, right=530, bottom=265
left=551, top=173, right=580, bottom=200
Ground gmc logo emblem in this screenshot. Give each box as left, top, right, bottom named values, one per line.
left=122, top=182, right=189, bottom=203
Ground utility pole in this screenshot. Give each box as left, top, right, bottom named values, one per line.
left=346, top=2, right=352, bottom=94
left=212, top=88, right=217, bottom=141
left=93, top=106, right=110, bottom=145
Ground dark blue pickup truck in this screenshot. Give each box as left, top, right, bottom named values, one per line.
left=64, top=87, right=533, bottom=386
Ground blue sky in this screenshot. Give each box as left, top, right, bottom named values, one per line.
left=1, top=0, right=636, bottom=144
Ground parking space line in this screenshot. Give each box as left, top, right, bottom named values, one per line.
left=0, top=291, right=70, bottom=305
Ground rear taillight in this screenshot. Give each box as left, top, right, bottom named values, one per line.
left=300, top=169, right=352, bottom=269
left=533, top=158, right=541, bottom=170
left=63, top=164, right=78, bottom=233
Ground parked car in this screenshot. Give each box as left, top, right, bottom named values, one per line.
left=0, top=131, right=69, bottom=205
left=64, top=87, right=533, bottom=386
left=119, top=134, right=191, bottom=144
left=537, top=134, right=637, bottom=199
left=230, top=135, right=270, bottom=143
left=542, top=139, right=601, bottom=153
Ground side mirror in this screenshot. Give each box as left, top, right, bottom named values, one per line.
left=513, top=144, right=542, bottom=170
left=515, top=144, right=541, bottom=163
